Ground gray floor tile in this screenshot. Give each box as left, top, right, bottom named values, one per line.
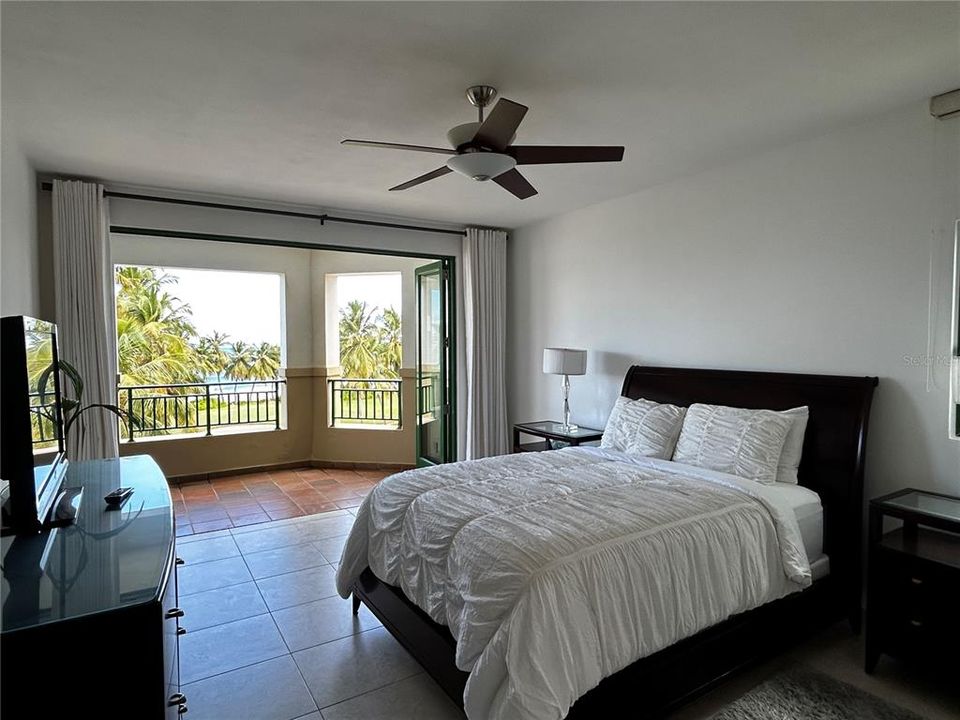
left=183, top=655, right=317, bottom=720
left=177, top=534, right=240, bottom=565
left=179, top=556, right=252, bottom=596
left=179, top=581, right=268, bottom=631
left=295, top=714, right=321, bottom=720
left=234, top=524, right=314, bottom=554
left=312, top=534, right=348, bottom=565
left=296, top=515, right=357, bottom=542
left=320, top=674, right=464, bottom=720
left=273, top=594, right=380, bottom=652
left=293, top=627, right=420, bottom=708
left=179, top=527, right=233, bottom=544
left=256, top=565, right=339, bottom=611
left=244, top=543, right=328, bottom=580
left=180, top=614, right=288, bottom=684
left=230, top=510, right=348, bottom=535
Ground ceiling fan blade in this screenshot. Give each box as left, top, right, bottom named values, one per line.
left=472, top=99, right=528, bottom=151
left=508, top=146, right=625, bottom=164
left=389, top=166, right=453, bottom=192
left=493, top=168, right=537, bottom=200
left=342, top=139, right=452, bottom=156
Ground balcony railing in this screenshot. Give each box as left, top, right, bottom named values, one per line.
left=28, top=392, right=59, bottom=446
left=329, top=379, right=401, bottom=428
left=119, top=379, right=285, bottom=441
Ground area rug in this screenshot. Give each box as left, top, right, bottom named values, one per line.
left=709, top=667, right=925, bottom=720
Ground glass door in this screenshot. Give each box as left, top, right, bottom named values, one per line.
left=416, top=260, right=455, bottom=465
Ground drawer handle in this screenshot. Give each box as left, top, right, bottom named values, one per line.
left=168, top=693, right=186, bottom=706
left=177, top=627, right=187, bottom=635
left=178, top=706, right=188, bottom=715
left=165, top=608, right=185, bottom=619
left=910, top=576, right=923, bottom=585
left=909, top=619, right=923, bottom=628
left=176, top=557, right=185, bottom=565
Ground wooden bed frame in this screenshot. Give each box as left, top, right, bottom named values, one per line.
left=350, top=365, right=879, bottom=718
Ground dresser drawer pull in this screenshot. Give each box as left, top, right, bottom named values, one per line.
left=177, top=627, right=187, bottom=635
left=909, top=619, right=923, bottom=628
left=176, top=557, right=185, bottom=565
left=168, top=693, right=186, bottom=706
left=178, top=706, right=188, bottom=715
left=165, top=608, right=185, bottom=619
left=909, top=576, right=923, bottom=586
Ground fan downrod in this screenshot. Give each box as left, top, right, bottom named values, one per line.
left=466, top=85, right=497, bottom=122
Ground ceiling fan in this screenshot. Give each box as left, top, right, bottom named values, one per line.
left=341, top=85, right=625, bottom=200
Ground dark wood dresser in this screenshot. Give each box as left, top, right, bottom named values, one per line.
left=1, top=456, right=185, bottom=718
left=865, top=488, right=960, bottom=673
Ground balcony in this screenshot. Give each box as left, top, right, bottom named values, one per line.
left=118, top=380, right=286, bottom=441
left=328, top=378, right=402, bottom=428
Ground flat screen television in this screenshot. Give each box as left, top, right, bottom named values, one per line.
left=1, top=315, right=69, bottom=535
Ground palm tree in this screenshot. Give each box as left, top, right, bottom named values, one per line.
left=225, top=341, right=253, bottom=381
left=339, top=300, right=380, bottom=379
left=196, top=331, right=231, bottom=381
left=376, top=307, right=402, bottom=378
left=249, top=342, right=281, bottom=380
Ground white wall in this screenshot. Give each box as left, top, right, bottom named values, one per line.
left=0, top=133, right=40, bottom=316
left=509, top=102, right=960, bottom=500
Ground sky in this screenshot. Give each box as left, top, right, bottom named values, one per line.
left=148, top=266, right=283, bottom=345
left=336, top=273, right=401, bottom=316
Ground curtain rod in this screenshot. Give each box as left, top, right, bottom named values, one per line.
left=39, top=182, right=467, bottom=237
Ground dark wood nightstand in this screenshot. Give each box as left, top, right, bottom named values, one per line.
left=512, top=421, right=603, bottom=453
left=865, top=488, right=960, bottom=673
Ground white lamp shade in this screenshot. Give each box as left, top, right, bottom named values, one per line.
left=542, top=348, right=587, bottom=376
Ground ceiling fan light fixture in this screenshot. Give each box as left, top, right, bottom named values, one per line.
left=446, top=152, right=516, bottom=182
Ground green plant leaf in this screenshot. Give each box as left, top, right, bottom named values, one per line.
left=59, top=360, right=85, bottom=403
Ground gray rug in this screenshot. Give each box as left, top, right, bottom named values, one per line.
left=710, top=667, right=925, bottom=720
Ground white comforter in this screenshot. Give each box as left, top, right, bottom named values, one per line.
left=336, top=447, right=811, bottom=720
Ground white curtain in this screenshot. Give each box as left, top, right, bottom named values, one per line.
left=53, top=179, right=119, bottom=460
left=463, top=227, right=509, bottom=459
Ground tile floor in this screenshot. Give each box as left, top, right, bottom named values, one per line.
left=173, top=467, right=390, bottom=537
left=176, top=508, right=464, bottom=720
left=177, top=510, right=959, bottom=720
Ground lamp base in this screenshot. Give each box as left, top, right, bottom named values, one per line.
left=559, top=422, right=579, bottom=433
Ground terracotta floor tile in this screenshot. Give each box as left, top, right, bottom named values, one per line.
left=334, top=499, right=363, bottom=510
left=324, top=470, right=363, bottom=482
left=317, top=486, right=363, bottom=502
left=181, top=484, right=217, bottom=499
left=215, top=489, right=254, bottom=502
left=265, top=507, right=305, bottom=521
left=231, top=512, right=271, bottom=527
left=248, top=485, right=286, bottom=498
left=306, top=478, right=339, bottom=489
left=225, top=503, right=264, bottom=518
left=273, top=477, right=310, bottom=489
left=175, top=523, right=194, bottom=537
left=191, top=517, right=234, bottom=534
left=259, top=499, right=300, bottom=512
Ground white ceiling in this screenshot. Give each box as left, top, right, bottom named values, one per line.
left=2, top=2, right=957, bottom=229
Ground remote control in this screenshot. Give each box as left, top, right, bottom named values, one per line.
left=104, top=487, right=134, bottom=506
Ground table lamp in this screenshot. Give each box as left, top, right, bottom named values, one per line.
left=542, top=347, right=587, bottom=431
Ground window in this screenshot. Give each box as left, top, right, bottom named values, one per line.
left=326, top=272, right=402, bottom=428
left=114, top=265, right=285, bottom=440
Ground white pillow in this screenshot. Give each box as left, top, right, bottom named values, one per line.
left=673, top=403, right=793, bottom=484
left=601, top=396, right=687, bottom=459
left=774, top=406, right=809, bottom=485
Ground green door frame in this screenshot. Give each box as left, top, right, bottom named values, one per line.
left=415, top=258, right=457, bottom=466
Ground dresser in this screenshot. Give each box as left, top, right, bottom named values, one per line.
left=1, top=456, right=185, bottom=718
left=865, top=488, right=960, bottom=673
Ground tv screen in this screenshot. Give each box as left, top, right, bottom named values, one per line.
left=1, top=316, right=67, bottom=534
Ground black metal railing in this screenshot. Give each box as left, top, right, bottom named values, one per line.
left=418, top=376, right=436, bottom=419
left=29, top=392, right=59, bottom=446
left=329, top=379, right=401, bottom=428
left=119, top=379, right=285, bottom=441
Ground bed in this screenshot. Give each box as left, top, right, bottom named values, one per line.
left=336, top=365, right=878, bottom=719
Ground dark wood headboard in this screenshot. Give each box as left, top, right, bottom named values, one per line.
left=620, top=365, right=878, bottom=621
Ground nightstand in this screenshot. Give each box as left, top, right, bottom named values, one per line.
left=512, top=421, right=603, bottom=453
left=865, top=488, right=960, bottom=673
